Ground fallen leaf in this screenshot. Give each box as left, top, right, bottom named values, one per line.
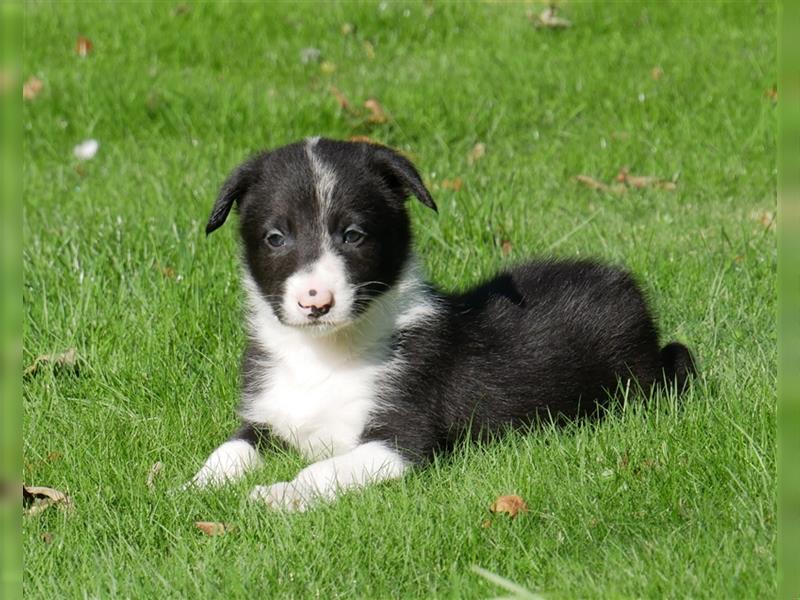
left=765, top=85, right=778, bottom=103
left=348, top=135, right=380, bottom=144
left=22, top=76, right=43, bottom=101
left=481, top=519, right=492, bottom=529
left=23, top=348, right=80, bottom=378
left=752, top=210, right=775, bottom=230
left=74, top=139, right=100, bottom=161
left=501, top=239, right=513, bottom=256
left=195, top=521, right=232, bottom=536
left=489, top=494, right=528, bottom=518
left=146, top=461, right=164, bottom=491
left=329, top=85, right=352, bottom=111
left=320, top=61, right=337, bottom=75
left=441, top=177, right=463, bottom=192
left=75, top=35, right=93, bottom=57
left=624, top=174, right=660, bottom=189
left=159, top=265, right=177, bottom=279
left=531, top=6, right=571, bottom=29
left=614, top=167, right=677, bottom=191
left=364, top=98, right=388, bottom=123
left=650, top=66, right=663, bottom=81
left=467, top=142, right=486, bottom=165
left=340, top=22, right=355, bottom=36
left=576, top=175, right=609, bottom=192
left=41, top=532, right=54, bottom=543
left=23, top=485, right=73, bottom=516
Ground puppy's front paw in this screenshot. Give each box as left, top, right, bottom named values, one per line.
left=249, top=482, right=310, bottom=512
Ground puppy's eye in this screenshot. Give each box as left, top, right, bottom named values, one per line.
left=343, top=226, right=366, bottom=245
left=265, top=230, right=286, bottom=248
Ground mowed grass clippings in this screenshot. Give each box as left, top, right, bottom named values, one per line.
left=23, top=2, right=776, bottom=598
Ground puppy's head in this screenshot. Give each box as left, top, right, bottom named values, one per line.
left=206, top=138, right=436, bottom=332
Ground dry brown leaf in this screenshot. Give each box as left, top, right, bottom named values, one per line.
left=615, top=168, right=677, bottom=191
left=501, top=240, right=513, bottom=257
left=531, top=6, right=572, bottom=29
left=348, top=135, right=380, bottom=144
left=765, top=85, right=778, bottom=103
left=23, top=76, right=43, bottom=101
left=23, top=485, right=73, bottom=516
left=467, top=142, right=486, bottom=166
left=364, top=98, right=388, bottom=124
left=481, top=519, right=492, bottom=529
left=576, top=175, right=609, bottom=191
left=650, top=66, right=663, bottom=81
left=75, top=35, right=93, bottom=57
left=624, top=175, right=660, bottom=189
left=23, top=348, right=79, bottom=378
left=146, top=461, right=164, bottom=491
left=329, top=85, right=353, bottom=111
left=752, top=210, right=775, bottom=230
left=441, top=177, right=463, bottom=192
left=489, top=494, right=528, bottom=518
left=195, top=521, right=232, bottom=536
left=159, top=265, right=177, bottom=279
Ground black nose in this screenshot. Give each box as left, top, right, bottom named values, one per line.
left=309, top=305, right=330, bottom=318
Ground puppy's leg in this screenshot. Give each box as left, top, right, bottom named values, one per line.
left=249, top=441, right=407, bottom=512
left=186, top=423, right=266, bottom=488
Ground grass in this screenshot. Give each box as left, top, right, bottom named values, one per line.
left=22, top=1, right=776, bottom=598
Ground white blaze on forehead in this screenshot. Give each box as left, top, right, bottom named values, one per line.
left=305, top=136, right=338, bottom=214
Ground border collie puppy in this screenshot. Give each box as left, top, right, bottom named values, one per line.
left=188, top=137, right=695, bottom=511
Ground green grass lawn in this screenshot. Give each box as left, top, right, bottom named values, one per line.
left=22, top=1, right=776, bottom=597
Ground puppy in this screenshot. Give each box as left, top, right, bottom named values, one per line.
left=188, top=137, right=695, bottom=511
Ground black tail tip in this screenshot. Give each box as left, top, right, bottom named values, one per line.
left=660, top=342, right=697, bottom=394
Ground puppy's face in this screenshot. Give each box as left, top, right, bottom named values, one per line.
left=206, top=138, right=436, bottom=332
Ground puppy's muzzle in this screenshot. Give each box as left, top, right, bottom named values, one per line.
left=297, top=288, right=334, bottom=319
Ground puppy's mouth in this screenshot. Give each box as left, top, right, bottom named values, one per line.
left=278, top=309, right=355, bottom=333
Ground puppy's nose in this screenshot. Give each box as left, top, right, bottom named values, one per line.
left=298, top=288, right=334, bottom=319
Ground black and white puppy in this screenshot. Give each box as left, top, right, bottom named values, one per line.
left=189, top=137, right=695, bottom=511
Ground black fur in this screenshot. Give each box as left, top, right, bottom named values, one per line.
left=207, top=138, right=696, bottom=467
left=361, top=260, right=696, bottom=462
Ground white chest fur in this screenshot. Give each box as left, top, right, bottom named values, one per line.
left=242, top=338, right=385, bottom=460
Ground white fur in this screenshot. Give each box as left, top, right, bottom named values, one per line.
left=188, top=439, right=262, bottom=488
left=281, top=247, right=356, bottom=327
left=241, top=259, right=438, bottom=461
left=305, top=136, right=337, bottom=214
left=249, top=441, right=407, bottom=511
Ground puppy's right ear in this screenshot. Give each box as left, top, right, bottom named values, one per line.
left=206, top=158, right=259, bottom=235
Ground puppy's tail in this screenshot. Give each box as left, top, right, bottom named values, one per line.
left=659, top=342, right=697, bottom=394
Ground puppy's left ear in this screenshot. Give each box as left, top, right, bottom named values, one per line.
left=370, top=145, right=437, bottom=212
left=206, top=157, right=260, bottom=235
